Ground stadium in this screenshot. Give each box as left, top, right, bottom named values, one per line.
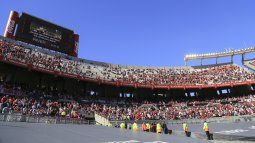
left=1, top=1, right=255, bottom=143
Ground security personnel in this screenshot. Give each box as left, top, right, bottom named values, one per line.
left=146, top=122, right=151, bottom=132
left=151, top=123, right=156, bottom=133
left=127, top=123, right=132, bottom=130
left=124, top=122, right=127, bottom=129
left=162, top=122, right=168, bottom=134
left=120, top=122, right=126, bottom=129
left=156, top=123, right=162, bottom=133
left=142, top=122, right=147, bottom=131
left=182, top=122, right=189, bottom=137
left=203, top=121, right=211, bottom=140
left=132, top=122, right=138, bottom=131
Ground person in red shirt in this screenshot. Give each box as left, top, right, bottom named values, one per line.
left=73, top=111, right=78, bottom=119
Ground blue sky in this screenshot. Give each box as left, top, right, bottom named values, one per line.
left=1, top=0, right=255, bottom=66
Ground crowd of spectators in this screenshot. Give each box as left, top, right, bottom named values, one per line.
left=1, top=37, right=255, bottom=121
left=1, top=38, right=255, bottom=87
left=96, top=95, right=255, bottom=121
left=0, top=81, right=95, bottom=119
left=1, top=80, right=255, bottom=121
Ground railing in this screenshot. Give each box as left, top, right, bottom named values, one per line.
left=110, top=115, right=255, bottom=126
left=0, top=113, right=95, bottom=125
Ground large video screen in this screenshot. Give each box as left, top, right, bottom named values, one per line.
left=15, top=13, right=74, bottom=54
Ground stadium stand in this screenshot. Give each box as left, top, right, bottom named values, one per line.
left=2, top=35, right=255, bottom=143
left=1, top=36, right=255, bottom=122
left=1, top=36, right=255, bottom=90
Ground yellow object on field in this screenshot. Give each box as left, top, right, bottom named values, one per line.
left=183, top=123, right=189, bottom=131
left=120, top=123, right=125, bottom=129
left=156, top=123, right=162, bottom=133
left=203, top=122, right=209, bottom=131
left=132, top=123, right=138, bottom=131
left=146, top=123, right=151, bottom=130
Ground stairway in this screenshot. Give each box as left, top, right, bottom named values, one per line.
left=94, top=113, right=112, bottom=127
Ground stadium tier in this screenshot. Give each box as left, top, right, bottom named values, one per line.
left=0, top=36, right=255, bottom=90
left=1, top=76, right=255, bottom=120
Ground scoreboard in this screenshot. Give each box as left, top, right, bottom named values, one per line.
left=15, top=13, right=75, bottom=55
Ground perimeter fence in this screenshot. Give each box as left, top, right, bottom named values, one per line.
left=0, top=113, right=95, bottom=125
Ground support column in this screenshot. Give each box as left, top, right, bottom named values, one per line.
left=242, top=54, right=245, bottom=63
left=200, top=59, right=203, bottom=66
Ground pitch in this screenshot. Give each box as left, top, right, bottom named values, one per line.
left=0, top=121, right=210, bottom=143
left=168, top=121, right=255, bottom=141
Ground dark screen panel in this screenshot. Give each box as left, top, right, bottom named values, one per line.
left=15, top=13, right=74, bottom=54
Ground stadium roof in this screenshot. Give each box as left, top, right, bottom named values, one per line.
left=184, top=47, right=255, bottom=61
